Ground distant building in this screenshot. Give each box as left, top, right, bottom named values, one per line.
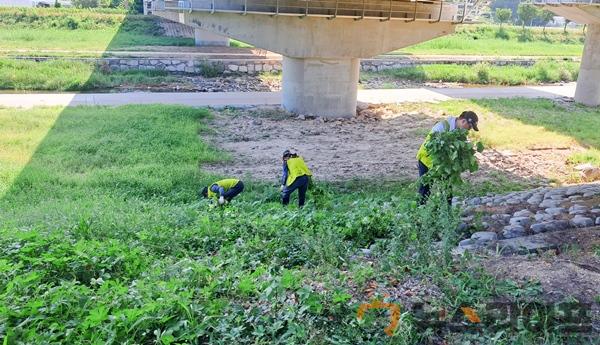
left=0, top=0, right=72, bottom=7
left=0, top=0, right=34, bottom=7
left=143, top=0, right=152, bottom=14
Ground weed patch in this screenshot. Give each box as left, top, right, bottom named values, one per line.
left=0, top=105, right=594, bottom=343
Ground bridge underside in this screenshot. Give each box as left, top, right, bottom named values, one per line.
left=154, top=0, right=461, bottom=117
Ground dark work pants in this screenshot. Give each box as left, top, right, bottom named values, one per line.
left=282, top=175, right=309, bottom=207
left=417, top=160, right=453, bottom=206
left=417, top=160, right=431, bottom=205
left=224, top=181, right=244, bottom=201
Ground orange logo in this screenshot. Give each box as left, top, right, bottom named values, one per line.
left=356, top=300, right=401, bottom=336
left=460, top=307, right=481, bottom=323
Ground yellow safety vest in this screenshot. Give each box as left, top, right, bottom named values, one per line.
left=285, top=157, right=312, bottom=186
left=416, top=120, right=450, bottom=169
left=207, top=178, right=239, bottom=198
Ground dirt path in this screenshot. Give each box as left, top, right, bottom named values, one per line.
left=202, top=105, right=583, bottom=185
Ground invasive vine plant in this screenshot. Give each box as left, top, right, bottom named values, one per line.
left=423, top=128, right=485, bottom=185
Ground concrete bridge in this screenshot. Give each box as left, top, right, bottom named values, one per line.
left=536, top=0, right=600, bottom=107
left=151, top=0, right=465, bottom=117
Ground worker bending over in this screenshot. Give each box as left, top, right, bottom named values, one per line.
left=281, top=150, right=312, bottom=207
left=201, top=178, right=244, bottom=205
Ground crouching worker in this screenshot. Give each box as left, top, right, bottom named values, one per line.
left=281, top=150, right=312, bottom=207
left=201, top=178, right=244, bottom=205
left=416, top=110, right=479, bottom=205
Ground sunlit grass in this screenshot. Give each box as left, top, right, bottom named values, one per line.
left=397, top=25, right=584, bottom=56
left=0, top=106, right=63, bottom=198
left=427, top=99, right=600, bottom=166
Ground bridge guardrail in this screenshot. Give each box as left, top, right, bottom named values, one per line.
left=155, top=0, right=470, bottom=23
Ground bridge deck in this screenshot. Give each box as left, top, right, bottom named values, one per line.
left=155, top=0, right=463, bottom=22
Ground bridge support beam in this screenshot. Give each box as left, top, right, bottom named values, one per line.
left=282, top=57, right=360, bottom=118
left=575, top=24, right=600, bottom=106
left=194, top=28, right=230, bottom=46
left=153, top=9, right=457, bottom=118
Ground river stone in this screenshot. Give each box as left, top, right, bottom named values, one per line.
left=570, top=215, right=594, bottom=228
left=491, top=213, right=511, bottom=224
left=459, top=239, right=474, bottom=247
left=549, top=194, right=565, bottom=200
left=471, top=231, right=498, bottom=243
left=509, top=216, right=531, bottom=227
left=540, top=200, right=560, bottom=208
left=569, top=210, right=588, bottom=216
left=583, top=192, right=598, bottom=198
left=591, top=209, right=600, bottom=214
left=502, top=225, right=526, bottom=239
left=596, top=217, right=600, bottom=225
left=506, top=198, right=521, bottom=205
left=569, top=204, right=588, bottom=212
left=534, top=213, right=553, bottom=222
left=550, top=220, right=570, bottom=231
left=527, top=198, right=542, bottom=205
left=513, top=210, right=534, bottom=218
left=468, top=197, right=481, bottom=206
left=530, top=220, right=569, bottom=233
left=530, top=222, right=548, bottom=234
left=453, top=244, right=479, bottom=256
left=495, top=233, right=558, bottom=255
left=545, top=207, right=566, bottom=216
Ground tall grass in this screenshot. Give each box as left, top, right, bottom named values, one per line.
left=0, top=7, right=193, bottom=52
left=366, top=60, right=580, bottom=86
left=399, top=25, right=584, bottom=56
left=0, top=58, right=179, bottom=91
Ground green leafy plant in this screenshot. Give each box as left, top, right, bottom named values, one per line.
left=423, top=128, right=484, bottom=186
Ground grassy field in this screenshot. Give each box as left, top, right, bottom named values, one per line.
left=1, top=104, right=594, bottom=344
left=362, top=60, right=580, bottom=86
left=398, top=25, right=584, bottom=56
left=0, top=7, right=193, bottom=53
left=0, top=58, right=182, bottom=91
left=0, top=58, right=581, bottom=92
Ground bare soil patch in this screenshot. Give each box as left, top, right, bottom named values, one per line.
left=484, top=227, right=600, bottom=305
left=203, top=105, right=583, bottom=185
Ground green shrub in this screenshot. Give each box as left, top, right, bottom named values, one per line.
left=517, top=29, right=534, bottom=42
left=424, top=128, right=484, bottom=185
left=495, top=28, right=510, bottom=40
left=558, top=68, right=573, bottom=82
left=474, top=63, right=490, bottom=84
left=196, top=60, right=225, bottom=78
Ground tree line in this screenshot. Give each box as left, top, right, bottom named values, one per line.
left=495, top=3, right=571, bottom=33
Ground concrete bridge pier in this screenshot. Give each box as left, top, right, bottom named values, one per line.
left=282, top=57, right=360, bottom=117
left=154, top=0, right=459, bottom=117
left=194, top=28, right=230, bottom=46
left=538, top=2, right=600, bottom=106
left=575, top=24, right=600, bottom=106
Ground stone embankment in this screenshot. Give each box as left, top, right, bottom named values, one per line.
left=10, top=55, right=557, bottom=75
left=457, top=183, right=600, bottom=254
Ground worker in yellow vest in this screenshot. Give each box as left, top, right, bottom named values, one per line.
left=281, top=150, right=312, bottom=207
left=201, top=178, right=244, bottom=205
left=416, top=111, right=479, bottom=204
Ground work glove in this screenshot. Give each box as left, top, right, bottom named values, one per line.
left=218, top=196, right=225, bottom=205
